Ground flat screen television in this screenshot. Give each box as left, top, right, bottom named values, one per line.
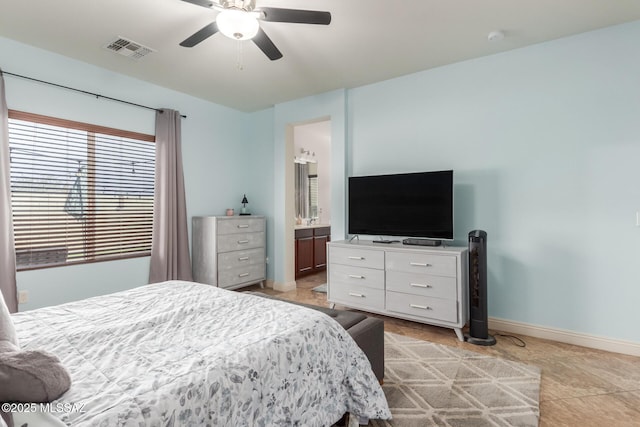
left=348, top=170, right=454, bottom=240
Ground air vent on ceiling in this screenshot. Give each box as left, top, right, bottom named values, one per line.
left=104, top=37, right=155, bottom=60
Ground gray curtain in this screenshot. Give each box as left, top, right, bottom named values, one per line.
left=295, top=162, right=309, bottom=219
left=0, top=70, right=18, bottom=313
left=149, top=109, right=193, bottom=283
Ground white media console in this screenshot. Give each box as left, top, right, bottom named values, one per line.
left=327, top=240, right=469, bottom=341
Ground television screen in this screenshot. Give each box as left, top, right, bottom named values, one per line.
left=348, top=170, right=454, bottom=240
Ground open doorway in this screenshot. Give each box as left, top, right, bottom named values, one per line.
left=272, top=91, right=347, bottom=293
left=289, top=119, right=331, bottom=290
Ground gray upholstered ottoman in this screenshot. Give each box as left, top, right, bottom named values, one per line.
left=245, top=292, right=384, bottom=382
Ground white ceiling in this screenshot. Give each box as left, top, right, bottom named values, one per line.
left=1, top=0, right=639, bottom=112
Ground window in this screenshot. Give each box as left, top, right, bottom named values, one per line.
left=8, top=110, right=155, bottom=270
left=308, top=175, right=318, bottom=219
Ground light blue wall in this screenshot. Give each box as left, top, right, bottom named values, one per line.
left=0, top=37, right=250, bottom=310
left=346, top=21, right=640, bottom=342
left=244, top=108, right=275, bottom=279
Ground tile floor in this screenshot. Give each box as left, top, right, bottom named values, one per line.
left=246, top=272, right=640, bottom=427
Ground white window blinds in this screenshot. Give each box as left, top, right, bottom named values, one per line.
left=8, top=110, right=155, bottom=270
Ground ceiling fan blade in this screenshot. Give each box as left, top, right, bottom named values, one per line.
left=259, top=7, right=331, bottom=25
left=180, top=0, right=216, bottom=8
left=180, top=22, right=219, bottom=47
left=252, top=27, right=283, bottom=61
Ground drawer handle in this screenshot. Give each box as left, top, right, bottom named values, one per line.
left=237, top=224, right=250, bottom=228
left=410, top=283, right=433, bottom=288
left=348, top=274, right=365, bottom=279
left=300, top=267, right=313, bottom=272
left=238, top=256, right=250, bottom=261
left=410, top=262, right=432, bottom=267
left=237, top=240, right=250, bottom=244
left=349, top=292, right=365, bottom=298
left=239, top=273, right=250, bottom=278
left=410, top=304, right=432, bottom=310
left=348, top=256, right=365, bottom=260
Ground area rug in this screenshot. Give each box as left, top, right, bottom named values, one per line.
left=369, top=332, right=541, bottom=427
left=312, top=283, right=327, bottom=293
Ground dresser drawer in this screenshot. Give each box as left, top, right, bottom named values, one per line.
left=329, top=246, right=384, bottom=269
left=386, top=291, right=458, bottom=323
left=329, top=264, right=384, bottom=290
left=386, top=251, right=457, bottom=277
left=386, top=271, right=457, bottom=300
left=329, top=284, right=384, bottom=311
left=217, top=218, right=265, bottom=235
left=218, top=248, right=265, bottom=271
left=218, top=264, right=265, bottom=289
left=217, top=231, right=265, bottom=253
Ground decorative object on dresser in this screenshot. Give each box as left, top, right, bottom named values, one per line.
left=295, top=226, right=330, bottom=279
left=327, top=240, right=468, bottom=341
left=240, top=194, right=250, bottom=215
left=192, top=215, right=266, bottom=290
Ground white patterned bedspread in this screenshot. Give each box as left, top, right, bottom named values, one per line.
left=11, top=281, right=390, bottom=426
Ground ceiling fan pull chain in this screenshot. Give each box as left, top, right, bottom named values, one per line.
left=236, top=40, right=244, bottom=71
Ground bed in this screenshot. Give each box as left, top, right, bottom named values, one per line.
left=7, top=280, right=391, bottom=426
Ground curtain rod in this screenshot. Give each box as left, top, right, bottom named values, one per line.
left=1, top=70, right=187, bottom=119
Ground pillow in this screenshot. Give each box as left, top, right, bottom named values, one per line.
left=0, top=411, right=11, bottom=427
left=0, top=293, right=18, bottom=348
left=0, top=347, right=71, bottom=403
left=0, top=295, right=19, bottom=427
left=0, top=412, right=11, bottom=427
left=13, top=411, right=68, bottom=427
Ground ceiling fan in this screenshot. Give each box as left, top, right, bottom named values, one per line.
left=179, top=0, right=331, bottom=60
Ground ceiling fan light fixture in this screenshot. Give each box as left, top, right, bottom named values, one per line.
left=217, top=9, right=259, bottom=40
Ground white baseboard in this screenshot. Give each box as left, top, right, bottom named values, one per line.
left=272, top=280, right=296, bottom=292
left=489, top=317, right=640, bottom=357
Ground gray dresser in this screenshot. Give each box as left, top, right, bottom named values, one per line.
left=327, top=240, right=468, bottom=341
left=192, top=215, right=266, bottom=290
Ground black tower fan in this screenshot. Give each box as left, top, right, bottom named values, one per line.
left=465, top=230, right=496, bottom=346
